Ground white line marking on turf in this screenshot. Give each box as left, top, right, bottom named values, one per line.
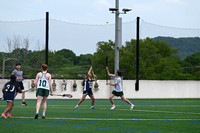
left=12, top=117, right=200, bottom=121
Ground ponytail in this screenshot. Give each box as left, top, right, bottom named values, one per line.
left=8, top=75, right=16, bottom=93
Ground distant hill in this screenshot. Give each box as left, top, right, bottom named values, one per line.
left=152, top=37, right=200, bottom=59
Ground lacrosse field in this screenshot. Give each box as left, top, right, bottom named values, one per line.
left=0, top=99, right=199, bottom=133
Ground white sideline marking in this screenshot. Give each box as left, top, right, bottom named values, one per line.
left=48, top=105, right=200, bottom=107
left=0, top=105, right=200, bottom=107
left=114, top=109, right=200, bottom=115
left=12, top=117, right=200, bottom=121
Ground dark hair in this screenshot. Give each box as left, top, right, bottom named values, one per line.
left=16, top=63, right=21, bottom=66
left=8, top=75, right=17, bottom=93
left=117, top=70, right=122, bottom=77
left=82, top=74, right=88, bottom=86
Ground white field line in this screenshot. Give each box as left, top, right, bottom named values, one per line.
left=0, top=105, right=199, bottom=107
left=0, top=105, right=199, bottom=115
left=115, top=109, right=200, bottom=115
left=12, top=116, right=200, bottom=121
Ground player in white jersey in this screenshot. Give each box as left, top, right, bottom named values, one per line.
left=106, top=67, right=134, bottom=110
left=34, top=64, right=52, bottom=119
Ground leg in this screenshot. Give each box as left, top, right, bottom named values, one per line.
left=121, top=96, right=132, bottom=105
left=22, top=92, right=25, bottom=102
left=121, top=96, right=134, bottom=110
left=3, top=102, right=13, bottom=114
left=77, top=95, right=87, bottom=106
left=35, top=96, right=42, bottom=119
left=42, top=96, right=47, bottom=116
left=109, top=94, right=115, bottom=105
left=36, top=96, right=42, bottom=114
left=89, top=95, right=95, bottom=106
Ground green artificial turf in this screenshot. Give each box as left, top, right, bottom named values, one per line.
left=0, top=99, right=199, bottom=133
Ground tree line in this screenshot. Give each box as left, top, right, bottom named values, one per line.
left=0, top=36, right=199, bottom=80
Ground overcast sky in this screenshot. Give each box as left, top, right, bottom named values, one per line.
left=0, top=0, right=200, bottom=29
left=0, top=0, right=200, bottom=55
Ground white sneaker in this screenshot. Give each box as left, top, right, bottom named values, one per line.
left=75, top=105, right=78, bottom=109
left=130, top=104, right=134, bottom=110
left=110, top=105, right=115, bottom=110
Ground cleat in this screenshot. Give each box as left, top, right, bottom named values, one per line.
left=110, top=105, right=116, bottom=110
left=7, top=113, right=12, bottom=118
left=35, top=114, right=38, bottom=119
left=42, top=115, right=45, bottom=119
left=22, top=102, right=27, bottom=106
left=91, top=106, right=96, bottom=109
left=75, top=105, right=78, bottom=109
left=130, top=104, right=135, bottom=110
left=1, top=113, right=7, bottom=119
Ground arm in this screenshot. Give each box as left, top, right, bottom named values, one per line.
left=2, top=87, right=5, bottom=93
left=92, top=74, right=97, bottom=81
left=34, top=73, right=39, bottom=89
left=12, top=70, right=16, bottom=75
left=18, top=87, right=22, bottom=93
left=48, top=74, right=53, bottom=95
left=107, top=77, right=120, bottom=86
left=106, top=67, right=113, bottom=77
left=106, top=82, right=117, bottom=86
left=88, top=66, right=92, bottom=75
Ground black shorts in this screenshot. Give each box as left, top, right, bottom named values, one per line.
left=83, top=90, right=93, bottom=96
left=17, top=82, right=24, bottom=92
left=112, top=90, right=124, bottom=97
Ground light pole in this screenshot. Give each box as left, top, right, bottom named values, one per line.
left=109, top=0, right=131, bottom=73
left=2, top=54, right=18, bottom=79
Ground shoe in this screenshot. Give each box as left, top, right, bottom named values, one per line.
left=130, top=104, right=135, bottom=110
left=7, top=113, right=12, bottom=118
left=22, top=102, right=27, bottom=106
left=42, top=115, right=45, bottom=119
left=35, top=114, right=38, bottom=119
left=110, top=105, right=115, bottom=110
left=91, top=106, right=96, bottom=109
left=75, top=105, right=78, bottom=109
left=1, top=113, right=7, bottom=119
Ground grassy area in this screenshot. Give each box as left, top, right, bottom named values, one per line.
left=0, top=99, right=200, bottom=133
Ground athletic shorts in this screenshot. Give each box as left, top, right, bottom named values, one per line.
left=112, top=90, right=124, bottom=97
left=17, top=82, right=24, bottom=92
left=36, top=88, right=49, bottom=97
left=83, top=90, right=93, bottom=96
left=3, top=96, right=14, bottom=102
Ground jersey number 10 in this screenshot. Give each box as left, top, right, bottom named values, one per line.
left=39, top=80, right=47, bottom=87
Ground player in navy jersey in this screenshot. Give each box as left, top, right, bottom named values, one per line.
left=1, top=75, right=22, bottom=119
left=75, top=66, right=97, bottom=109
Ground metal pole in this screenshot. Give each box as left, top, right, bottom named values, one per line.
left=2, top=54, right=5, bottom=79
left=115, top=0, right=119, bottom=73
left=45, top=12, right=49, bottom=65
left=135, top=17, right=140, bottom=91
